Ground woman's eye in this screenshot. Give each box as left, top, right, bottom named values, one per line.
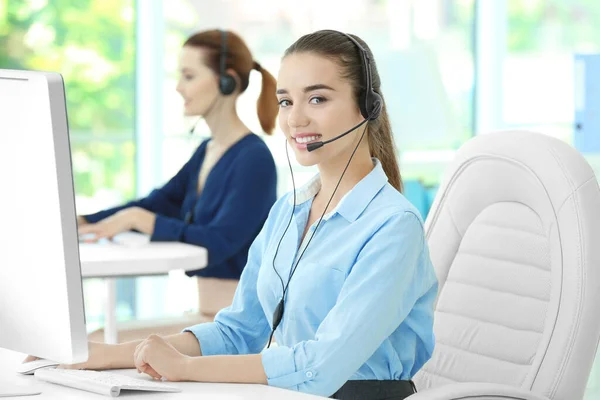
left=184, top=75, right=194, bottom=81
left=279, top=99, right=291, bottom=107
left=309, top=96, right=326, bottom=104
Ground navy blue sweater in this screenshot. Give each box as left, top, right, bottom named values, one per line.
left=84, top=134, right=277, bottom=279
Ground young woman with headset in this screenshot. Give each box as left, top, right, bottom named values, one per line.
left=76, top=29, right=279, bottom=319
left=37, top=30, right=438, bottom=400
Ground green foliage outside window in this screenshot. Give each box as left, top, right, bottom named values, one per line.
left=0, top=0, right=136, bottom=200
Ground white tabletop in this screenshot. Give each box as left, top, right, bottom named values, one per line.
left=0, top=349, right=326, bottom=399
left=78, top=232, right=208, bottom=278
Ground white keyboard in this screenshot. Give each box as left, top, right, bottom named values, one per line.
left=34, top=368, right=181, bottom=397
left=79, top=231, right=150, bottom=247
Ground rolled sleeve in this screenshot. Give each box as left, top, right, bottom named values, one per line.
left=262, top=346, right=316, bottom=389
left=183, top=322, right=233, bottom=357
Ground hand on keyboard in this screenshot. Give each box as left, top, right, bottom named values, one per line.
left=78, top=208, right=139, bottom=242
left=134, top=334, right=189, bottom=382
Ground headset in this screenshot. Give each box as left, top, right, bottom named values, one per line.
left=218, top=29, right=236, bottom=95
left=338, top=31, right=382, bottom=121
left=267, top=30, right=382, bottom=348
left=188, top=29, right=236, bottom=135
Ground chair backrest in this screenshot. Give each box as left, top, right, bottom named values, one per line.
left=414, top=130, right=600, bottom=400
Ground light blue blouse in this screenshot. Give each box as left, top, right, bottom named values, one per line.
left=185, top=159, right=438, bottom=397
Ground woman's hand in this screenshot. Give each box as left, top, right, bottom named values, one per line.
left=134, top=335, right=190, bottom=382
left=78, top=209, right=134, bottom=242
left=23, top=342, right=116, bottom=370
left=77, top=207, right=155, bottom=241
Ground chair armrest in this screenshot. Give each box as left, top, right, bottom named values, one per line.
left=407, top=382, right=550, bottom=400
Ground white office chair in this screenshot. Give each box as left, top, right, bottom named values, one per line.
left=410, top=130, right=600, bottom=400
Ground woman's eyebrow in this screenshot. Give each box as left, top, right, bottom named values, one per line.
left=303, top=84, right=335, bottom=92
left=276, top=84, right=336, bottom=95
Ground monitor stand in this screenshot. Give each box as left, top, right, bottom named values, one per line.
left=0, top=380, right=41, bottom=397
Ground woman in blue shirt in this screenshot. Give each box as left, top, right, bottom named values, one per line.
left=52, top=30, right=438, bottom=399
left=78, top=30, right=279, bottom=315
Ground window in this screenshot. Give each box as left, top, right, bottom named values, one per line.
left=160, top=0, right=475, bottom=188
left=0, top=0, right=137, bottom=330
left=504, top=0, right=600, bottom=142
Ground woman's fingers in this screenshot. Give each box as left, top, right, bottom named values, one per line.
left=139, top=364, right=162, bottom=380
left=133, top=342, right=162, bottom=380
left=22, top=356, right=39, bottom=363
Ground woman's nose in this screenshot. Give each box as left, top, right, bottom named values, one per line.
left=288, top=105, right=309, bottom=128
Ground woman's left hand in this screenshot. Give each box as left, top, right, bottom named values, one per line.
left=134, top=334, right=190, bottom=382
left=78, top=207, right=156, bottom=241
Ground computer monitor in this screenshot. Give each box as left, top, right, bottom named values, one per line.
left=0, top=69, right=88, bottom=394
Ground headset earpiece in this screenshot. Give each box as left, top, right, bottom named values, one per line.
left=219, top=74, right=236, bottom=95
left=337, top=32, right=381, bottom=120
left=219, top=30, right=236, bottom=96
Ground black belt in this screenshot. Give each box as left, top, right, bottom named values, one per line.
left=330, top=379, right=417, bottom=400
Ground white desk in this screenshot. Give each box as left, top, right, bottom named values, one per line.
left=78, top=233, right=208, bottom=344
left=0, top=349, right=326, bottom=399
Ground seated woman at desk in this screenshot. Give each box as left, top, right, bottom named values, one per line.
left=42, top=30, right=438, bottom=400
left=78, top=29, right=279, bottom=319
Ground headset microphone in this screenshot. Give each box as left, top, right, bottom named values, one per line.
left=306, top=118, right=369, bottom=152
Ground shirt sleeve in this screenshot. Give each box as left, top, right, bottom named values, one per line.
left=182, top=219, right=272, bottom=355
left=83, top=146, right=201, bottom=223
left=151, top=148, right=277, bottom=264
left=260, top=211, right=437, bottom=397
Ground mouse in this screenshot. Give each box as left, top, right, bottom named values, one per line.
left=16, top=359, right=59, bottom=375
